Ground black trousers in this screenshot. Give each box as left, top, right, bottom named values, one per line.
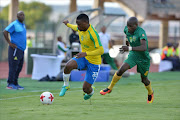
left=7, top=46, right=24, bottom=85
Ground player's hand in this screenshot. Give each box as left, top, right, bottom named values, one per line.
left=9, top=43, right=17, bottom=49
left=63, top=20, right=69, bottom=25
left=119, top=46, right=129, bottom=53
left=75, top=52, right=87, bottom=58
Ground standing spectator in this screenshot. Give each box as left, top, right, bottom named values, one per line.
left=172, top=43, right=180, bottom=70
left=27, top=36, right=33, bottom=47
left=3, top=11, right=26, bottom=90
left=161, top=43, right=179, bottom=71
left=173, top=43, right=179, bottom=57
left=57, top=36, right=69, bottom=58
left=69, top=29, right=79, bottom=46
left=99, top=26, right=118, bottom=70
left=161, top=43, right=173, bottom=60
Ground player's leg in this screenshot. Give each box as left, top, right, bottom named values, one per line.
left=63, top=59, right=78, bottom=85
left=100, top=62, right=130, bottom=95
left=59, top=59, right=78, bottom=96
left=100, top=54, right=137, bottom=95
left=141, top=75, right=154, bottom=103
left=109, top=62, right=130, bottom=89
left=83, top=62, right=100, bottom=100
left=83, top=81, right=94, bottom=100
left=137, top=60, right=154, bottom=103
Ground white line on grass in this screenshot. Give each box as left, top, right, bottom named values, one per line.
left=0, top=89, right=82, bottom=101
left=0, top=84, right=108, bottom=100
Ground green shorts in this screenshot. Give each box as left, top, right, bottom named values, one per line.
left=102, top=53, right=118, bottom=70
left=124, top=54, right=150, bottom=77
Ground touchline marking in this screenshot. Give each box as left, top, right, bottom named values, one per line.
left=0, top=90, right=82, bottom=101
left=0, top=84, right=109, bottom=100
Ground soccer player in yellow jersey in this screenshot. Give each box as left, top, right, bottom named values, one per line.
left=59, top=14, right=104, bottom=100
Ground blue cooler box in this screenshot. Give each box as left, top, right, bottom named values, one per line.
left=100, top=64, right=111, bottom=71
left=70, top=70, right=109, bottom=82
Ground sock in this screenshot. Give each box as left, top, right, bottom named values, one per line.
left=63, top=72, right=70, bottom=86
left=145, top=82, right=153, bottom=95
left=108, top=72, right=122, bottom=90
left=88, top=88, right=94, bottom=95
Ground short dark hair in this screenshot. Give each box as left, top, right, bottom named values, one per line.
left=167, top=43, right=172, bottom=47
left=77, top=13, right=89, bottom=23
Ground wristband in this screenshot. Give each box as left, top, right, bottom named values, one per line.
left=129, top=46, right=132, bottom=51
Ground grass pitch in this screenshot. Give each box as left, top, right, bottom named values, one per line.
left=0, top=72, right=180, bottom=120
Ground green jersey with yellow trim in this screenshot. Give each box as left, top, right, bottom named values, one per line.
left=124, top=26, right=150, bottom=60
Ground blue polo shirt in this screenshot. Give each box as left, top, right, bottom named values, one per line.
left=5, top=20, right=27, bottom=51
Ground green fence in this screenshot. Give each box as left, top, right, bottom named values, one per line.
left=0, top=20, right=8, bottom=61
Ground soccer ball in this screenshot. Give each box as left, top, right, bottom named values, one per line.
left=40, top=92, right=54, bottom=105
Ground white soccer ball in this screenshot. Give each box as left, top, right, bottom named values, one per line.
left=40, top=92, right=54, bottom=105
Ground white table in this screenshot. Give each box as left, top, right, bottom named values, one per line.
left=31, top=54, right=65, bottom=80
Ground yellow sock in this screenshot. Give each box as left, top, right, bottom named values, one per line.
left=108, top=72, right=122, bottom=90
left=145, top=82, right=153, bottom=95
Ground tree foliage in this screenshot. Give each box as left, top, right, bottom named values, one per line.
left=0, top=1, right=52, bottom=29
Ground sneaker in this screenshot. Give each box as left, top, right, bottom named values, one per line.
left=84, top=94, right=93, bottom=100
left=147, top=90, right=154, bottom=104
left=59, top=85, right=70, bottom=96
left=100, top=88, right=112, bottom=95
left=6, top=84, right=18, bottom=90
left=16, top=84, right=24, bottom=90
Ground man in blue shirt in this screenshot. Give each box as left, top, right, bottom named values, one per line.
left=3, top=11, right=26, bottom=90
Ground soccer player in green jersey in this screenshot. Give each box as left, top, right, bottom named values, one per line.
left=100, top=17, right=154, bottom=103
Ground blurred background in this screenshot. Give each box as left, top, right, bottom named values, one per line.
left=0, top=0, right=180, bottom=79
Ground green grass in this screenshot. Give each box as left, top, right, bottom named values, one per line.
left=0, top=72, right=180, bottom=120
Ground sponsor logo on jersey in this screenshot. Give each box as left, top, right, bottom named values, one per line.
left=81, top=35, right=84, bottom=41
left=133, top=36, right=136, bottom=42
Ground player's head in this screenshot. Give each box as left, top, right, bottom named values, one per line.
left=76, top=13, right=89, bottom=31
left=17, top=11, right=25, bottom=22
left=27, top=36, right=31, bottom=39
left=167, top=43, right=172, bottom=47
left=101, top=26, right=106, bottom=33
left=57, top=36, right=62, bottom=42
left=127, top=17, right=138, bottom=34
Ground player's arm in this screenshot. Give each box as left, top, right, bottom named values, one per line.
left=120, top=39, right=147, bottom=52
left=75, top=30, right=104, bottom=58
left=130, top=39, right=147, bottom=51
left=125, top=36, right=130, bottom=46
left=63, top=20, right=78, bottom=31
left=57, top=44, right=69, bottom=52
left=109, top=40, right=113, bottom=48
left=121, top=28, right=147, bottom=52
left=75, top=46, right=104, bottom=58
left=108, top=34, right=113, bottom=48
left=131, top=30, right=147, bottom=51
left=162, top=49, right=168, bottom=58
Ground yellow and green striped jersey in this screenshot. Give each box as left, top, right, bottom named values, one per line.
left=67, top=23, right=103, bottom=65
